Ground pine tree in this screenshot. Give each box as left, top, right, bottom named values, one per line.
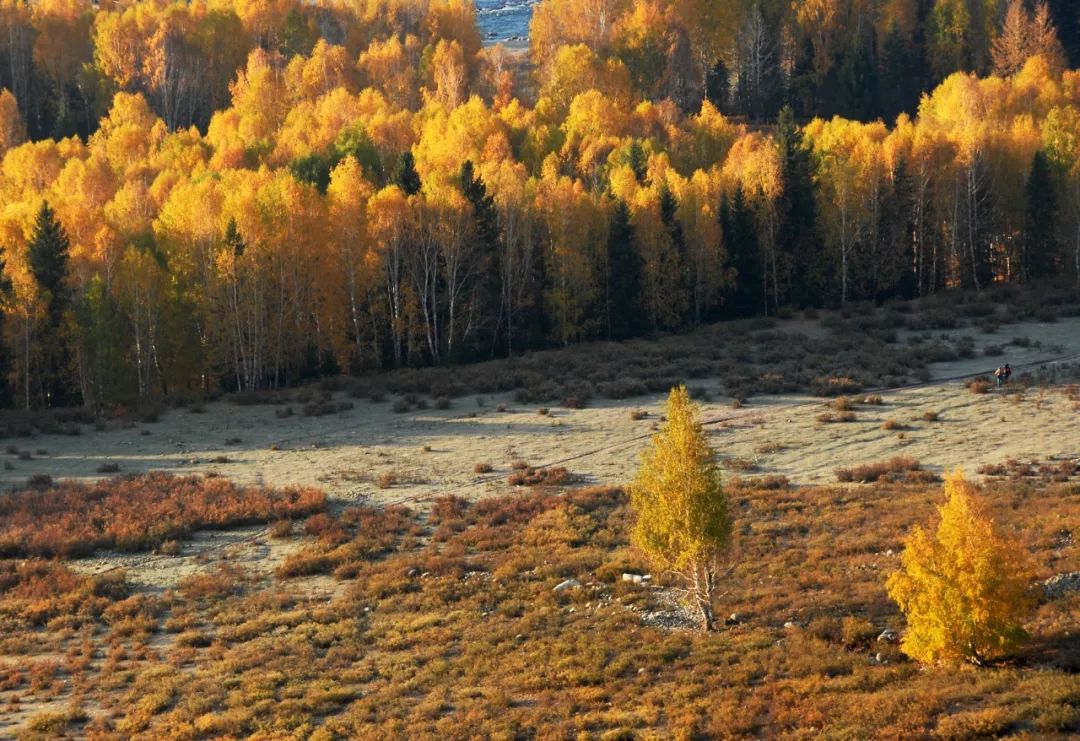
left=886, top=471, right=1035, bottom=665
left=224, top=217, right=245, bottom=258
left=459, top=160, right=502, bottom=357
left=0, top=248, right=13, bottom=408
left=630, top=386, right=732, bottom=631
left=659, top=185, right=690, bottom=322
left=879, top=23, right=921, bottom=122
left=27, top=201, right=77, bottom=407
left=627, top=140, right=649, bottom=186
left=1024, top=150, right=1060, bottom=280
left=776, top=106, right=823, bottom=307
left=391, top=151, right=422, bottom=196
left=720, top=186, right=762, bottom=317
left=606, top=200, right=645, bottom=340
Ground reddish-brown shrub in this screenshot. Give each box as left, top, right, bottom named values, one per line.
left=835, top=456, right=924, bottom=483
left=0, top=473, right=326, bottom=558
left=507, top=467, right=574, bottom=487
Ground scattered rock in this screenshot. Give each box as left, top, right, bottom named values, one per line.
left=726, top=613, right=741, bottom=625
left=554, top=578, right=582, bottom=592
left=877, top=629, right=899, bottom=643
left=783, top=621, right=797, bottom=630
left=406, top=567, right=419, bottom=578
left=1043, top=571, right=1080, bottom=599
left=875, top=652, right=887, bottom=664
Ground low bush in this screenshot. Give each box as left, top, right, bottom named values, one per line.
left=0, top=473, right=326, bottom=558
left=835, top=456, right=924, bottom=483
left=818, top=411, right=857, bottom=424
left=474, top=463, right=494, bottom=474
left=507, top=467, right=574, bottom=487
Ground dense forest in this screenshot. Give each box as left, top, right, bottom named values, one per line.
left=1, top=0, right=1080, bottom=409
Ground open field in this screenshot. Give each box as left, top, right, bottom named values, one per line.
left=0, top=315, right=1076, bottom=516
left=0, top=307, right=1078, bottom=737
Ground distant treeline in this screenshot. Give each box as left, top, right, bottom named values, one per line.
left=0, top=0, right=1078, bottom=410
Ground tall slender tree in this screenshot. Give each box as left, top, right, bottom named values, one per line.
left=1024, top=150, right=1060, bottom=280
left=776, top=106, right=823, bottom=307
left=606, top=199, right=645, bottom=340
left=27, top=201, right=77, bottom=408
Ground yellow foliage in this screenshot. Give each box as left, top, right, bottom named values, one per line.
left=630, top=385, right=731, bottom=629
left=886, top=470, right=1035, bottom=665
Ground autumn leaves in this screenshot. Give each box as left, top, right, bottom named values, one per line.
left=632, top=387, right=1037, bottom=666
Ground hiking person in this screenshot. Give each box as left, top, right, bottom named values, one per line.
left=995, top=366, right=1005, bottom=387
left=1004, top=364, right=1012, bottom=384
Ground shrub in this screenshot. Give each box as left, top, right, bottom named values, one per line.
left=862, top=394, right=883, bottom=406
left=922, top=411, right=941, bottom=422
left=28, top=473, right=53, bottom=490
left=96, top=462, right=121, bottom=474
left=811, top=376, right=863, bottom=397
left=507, top=467, right=574, bottom=487
left=377, top=472, right=398, bottom=489
left=269, top=519, right=293, bottom=538
left=818, top=411, right=857, bottom=424
left=0, top=473, right=325, bottom=558
left=835, top=456, right=922, bottom=483
left=629, top=410, right=648, bottom=420
left=435, top=396, right=451, bottom=410
left=474, top=463, right=494, bottom=474
left=882, top=419, right=904, bottom=431
left=832, top=396, right=856, bottom=412
left=968, top=379, right=991, bottom=394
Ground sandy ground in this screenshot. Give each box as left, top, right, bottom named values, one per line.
left=2, top=315, right=1077, bottom=590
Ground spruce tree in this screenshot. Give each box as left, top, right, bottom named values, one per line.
left=776, top=106, right=823, bottom=307
left=27, top=201, right=77, bottom=407
left=606, top=200, right=645, bottom=340
left=391, top=151, right=421, bottom=196
left=720, top=186, right=762, bottom=317
left=1024, top=150, right=1060, bottom=280
left=627, top=140, right=649, bottom=185
left=659, top=185, right=690, bottom=322
left=0, top=249, right=13, bottom=408
left=459, top=160, right=502, bottom=357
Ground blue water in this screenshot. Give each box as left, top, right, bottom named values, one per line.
left=475, top=0, right=537, bottom=47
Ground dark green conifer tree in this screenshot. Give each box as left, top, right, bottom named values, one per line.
left=27, top=201, right=78, bottom=407
left=607, top=200, right=646, bottom=340
left=1024, top=150, right=1060, bottom=281
left=391, top=151, right=422, bottom=196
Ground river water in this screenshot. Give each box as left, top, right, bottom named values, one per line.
left=475, top=0, right=537, bottom=47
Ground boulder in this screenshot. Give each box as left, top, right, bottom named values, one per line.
left=554, top=578, right=582, bottom=592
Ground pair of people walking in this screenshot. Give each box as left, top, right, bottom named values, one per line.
left=994, top=363, right=1012, bottom=387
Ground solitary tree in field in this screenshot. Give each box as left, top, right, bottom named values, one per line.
left=886, top=471, right=1035, bottom=665
left=630, top=386, right=731, bottom=631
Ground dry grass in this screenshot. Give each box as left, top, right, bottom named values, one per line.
left=2, top=476, right=1075, bottom=737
